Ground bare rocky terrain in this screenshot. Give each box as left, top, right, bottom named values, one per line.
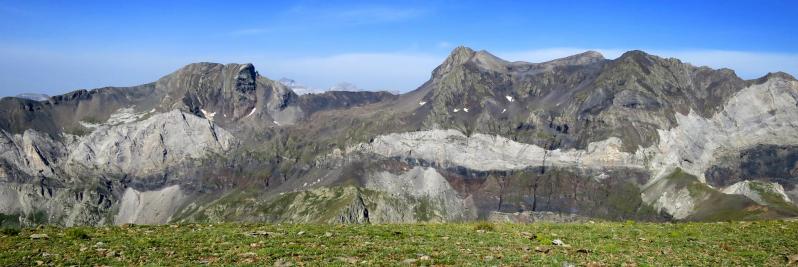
left=1, top=47, right=797, bottom=227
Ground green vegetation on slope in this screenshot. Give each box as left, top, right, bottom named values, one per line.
left=659, top=168, right=798, bottom=221
left=748, top=181, right=798, bottom=215
left=2, top=221, right=797, bottom=266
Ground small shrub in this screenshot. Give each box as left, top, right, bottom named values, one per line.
left=474, top=221, right=495, bottom=232
left=66, top=228, right=91, bottom=240
left=0, top=228, right=20, bottom=236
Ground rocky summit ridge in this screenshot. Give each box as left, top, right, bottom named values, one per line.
left=1, top=47, right=797, bottom=227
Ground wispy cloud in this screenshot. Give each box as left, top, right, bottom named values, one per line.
left=0, top=4, right=31, bottom=16
left=230, top=28, right=276, bottom=36
left=328, top=6, right=426, bottom=24
left=436, top=41, right=452, bottom=49
left=230, top=5, right=428, bottom=36
left=260, top=52, right=442, bottom=92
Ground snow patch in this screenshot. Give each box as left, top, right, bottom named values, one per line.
left=453, top=108, right=459, bottom=113
left=463, top=107, right=469, bottom=112
left=594, top=172, right=609, bottom=182
left=245, top=107, right=257, bottom=118
left=419, top=101, right=427, bottom=106
left=505, top=96, right=514, bottom=102
left=200, top=109, right=216, bottom=121
left=79, top=107, right=154, bottom=129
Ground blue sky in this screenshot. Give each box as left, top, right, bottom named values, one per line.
left=1, top=0, right=797, bottom=96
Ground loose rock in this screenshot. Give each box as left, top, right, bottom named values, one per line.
left=29, top=234, right=49, bottom=240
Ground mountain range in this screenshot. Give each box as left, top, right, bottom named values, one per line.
left=1, top=46, right=797, bottom=227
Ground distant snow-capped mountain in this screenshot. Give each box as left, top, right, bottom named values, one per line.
left=278, top=78, right=322, bottom=95
left=14, top=93, right=50, bottom=101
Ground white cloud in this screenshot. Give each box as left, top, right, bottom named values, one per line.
left=230, top=6, right=428, bottom=36
left=257, top=52, right=442, bottom=92
left=329, top=6, right=426, bottom=23
left=230, top=28, right=275, bottom=36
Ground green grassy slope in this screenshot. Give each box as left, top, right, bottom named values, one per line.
left=2, top=221, right=797, bottom=266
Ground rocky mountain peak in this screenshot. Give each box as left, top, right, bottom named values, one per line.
left=547, top=50, right=605, bottom=66
left=614, top=50, right=656, bottom=65
left=431, top=46, right=478, bottom=77
left=765, top=71, right=796, bottom=81
left=447, top=46, right=477, bottom=63
left=2, top=47, right=798, bottom=227
left=153, top=62, right=260, bottom=119
left=431, top=46, right=512, bottom=78
left=749, top=71, right=796, bottom=85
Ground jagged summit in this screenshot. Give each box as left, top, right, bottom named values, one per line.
left=763, top=71, right=796, bottom=81
left=431, top=46, right=478, bottom=77
left=541, top=50, right=605, bottom=66
left=163, top=62, right=257, bottom=82
left=432, top=47, right=514, bottom=77
left=1, top=47, right=798, bottom=227
left=434, top=46, right=610, bottom=78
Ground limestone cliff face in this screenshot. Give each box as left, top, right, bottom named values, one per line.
left=0, top=109, right=235, bottom=226
left=1, top=47, right=798, bottom=226
left=66, top=110, right=234, bottom=178
left=336, top=75, right=798, bottom=220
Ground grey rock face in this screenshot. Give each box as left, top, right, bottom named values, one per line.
left=335, top=193, right=369, bottom=224
left=158, top=63, right=257, bottom=118
left=114, top=185, right=188, bottom=224
left=0, top=109, right=234, bottom=226
left=1, top=47, right=798, bottom=225
left=66, top=109, right=234, bottom=178
left=364, top=166, right=477, bottom=222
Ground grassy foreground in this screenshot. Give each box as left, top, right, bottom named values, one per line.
left=1, top=221, right=797, bottom=266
